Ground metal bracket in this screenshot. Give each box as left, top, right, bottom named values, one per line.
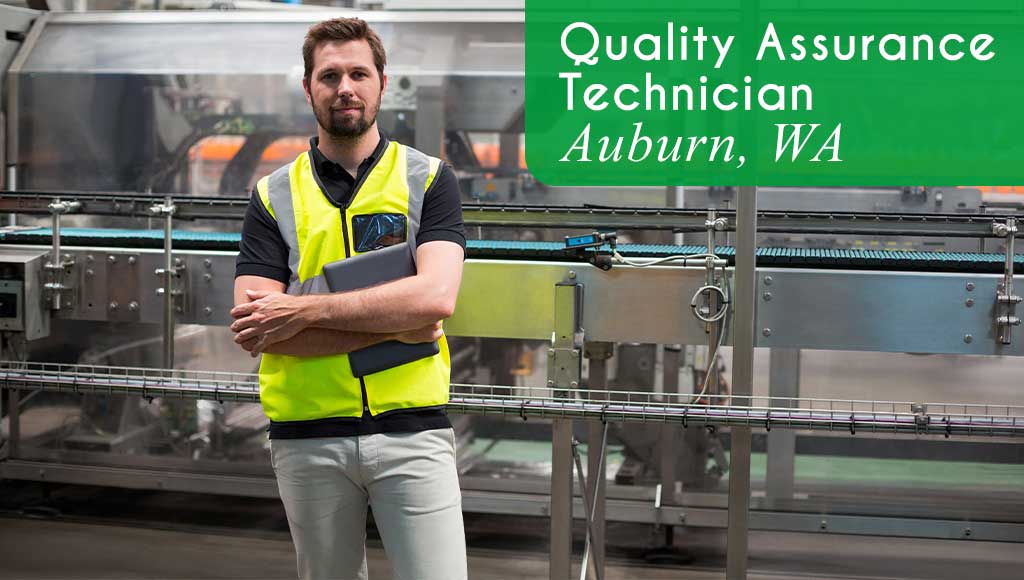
left=154, top=258, right=188, bottom=313
left=43, top=199, right=81, bottom=311
left=994, top=218, right=1020, bottom=345
left=911, top=403, right=931, bottom=432
left=548, top=278, right=584, bottom=393
left=148, top=201, right=177, bottom=218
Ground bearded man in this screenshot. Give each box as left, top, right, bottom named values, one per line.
left=231, top=17, right=467, bottom=580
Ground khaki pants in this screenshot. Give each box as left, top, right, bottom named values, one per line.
left=271, top=428, right=467, bottom=580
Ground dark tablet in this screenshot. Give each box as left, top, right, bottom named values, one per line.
left=323, top=242, right=440, bottom=378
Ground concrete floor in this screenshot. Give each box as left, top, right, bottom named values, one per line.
left=0, top=481, right=1021, bottom=580
left=1, top=516, right=1022, bottom=580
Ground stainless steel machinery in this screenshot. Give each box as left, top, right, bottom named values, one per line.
left=2, top=8, right=1023, bottom=579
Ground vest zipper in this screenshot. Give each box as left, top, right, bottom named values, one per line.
left=360, top=377, right=370, bottom=416
left=339, top=207, right=365, bottom=414
left=341, top=148, right=386, bottom=418
left=310, top=143, right=390, bottom=418
left=340, top=208, right=352, bottom=258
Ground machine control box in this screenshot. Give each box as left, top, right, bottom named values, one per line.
left=0, top=248, right=51, bottom=340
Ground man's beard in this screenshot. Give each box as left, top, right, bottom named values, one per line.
left=314, top=96, right=380, bottom=138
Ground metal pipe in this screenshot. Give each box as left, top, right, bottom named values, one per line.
left=727, top=186, right=758, bottom=580
left=50, top=199, right=62, bottom=311
left=572, top=437, right=603, bottom=580
left=705, top=210, right=720, bottom=395
left=3, top=192, right=1024, bottom=238
left=585, top=355, right=608, bottom=577
left=162, top=196, right=175, bottom=369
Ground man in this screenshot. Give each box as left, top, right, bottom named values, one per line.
left=230, top=18, right=467, bottom=580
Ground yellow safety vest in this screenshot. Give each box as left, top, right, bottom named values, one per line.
left=254, top=141, right=450, bottom=423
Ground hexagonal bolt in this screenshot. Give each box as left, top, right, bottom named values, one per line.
left=86, top=255, right=95, bottom=263
left=762, top=328, right=772, bottom=337
left=203, top=307, right=213, bottom=317
left=965, top=298, right=975, bottom=308
left=203, top=273, right=213, bottom=283
left=108, top=301, right=119, bottom=311
left=128, top=301, right=139, bottom=312
left=85, top=269, right=95, bottom=277
left=204, top=259, right=213, bottom=269
left=127, top=256, right=137, bottom=265
left=568, top=271, right=577, bottom=280
left=547, top=380, right=555, bottom=387
left=762, top=292, right=772, bottom=301
left=107, top=255, right=117, bottom=264
left=966, top=282, right=975, bottom=292
left=964, top=334, right=973, bottom=344
left=764, top=276, right=773, bottom=286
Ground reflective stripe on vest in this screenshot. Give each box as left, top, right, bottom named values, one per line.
left=255, top=141, right=449, bottom=423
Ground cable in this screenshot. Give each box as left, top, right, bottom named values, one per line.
left=612, top=250, right=720, bottom=268
left=691, top=275, right=731, bottom=404
left=610, top=248, right=732, bottom=403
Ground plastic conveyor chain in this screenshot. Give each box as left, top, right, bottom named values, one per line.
left=0, top=227, right=1021, bottom=273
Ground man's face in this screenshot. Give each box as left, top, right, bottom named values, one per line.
left=303, top=39, right=386, bottom=138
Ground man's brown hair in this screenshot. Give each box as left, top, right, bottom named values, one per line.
left=303, top=18, right=387, bottom=81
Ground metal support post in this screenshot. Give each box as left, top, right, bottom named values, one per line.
left=584, top=342, right=612, bottom=577
left=703, top=209, right=726, bottom=392
left=659, top=345, right=681, bottom=503
left=551, top=419, right=573, bottom=580
left=151, top=197, right=178, bottom=369
left=44, top=199, right=79, bottom=311
left=766, top=349, right=800, bottom=508
left=47, top=200, right=64, bottom=311
left=4, top=166, right=14, bottom=227
left=8, top=389, right=19, bottom=458
left=727, top=186, right=757, bottom=580
left=550, top=277, right=584, bottom=580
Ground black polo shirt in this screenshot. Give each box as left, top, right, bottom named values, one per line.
left=236, top=131, right=466, bottom=439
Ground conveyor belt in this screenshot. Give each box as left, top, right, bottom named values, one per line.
left=1, top=227, right=1021, bottom=273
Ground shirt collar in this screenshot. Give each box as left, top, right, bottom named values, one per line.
left=309, top=128, right=389, bottom=179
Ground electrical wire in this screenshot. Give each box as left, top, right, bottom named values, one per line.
left=610, top=250, right=716, bottom=268
left=691, top=275, right=731, bottom=404
left=609, top=249, right=732, bottom=404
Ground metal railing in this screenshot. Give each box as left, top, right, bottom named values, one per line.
left=1, top=361, right=1021, bottom=438
left=2, top=191, right=1020, bottom=237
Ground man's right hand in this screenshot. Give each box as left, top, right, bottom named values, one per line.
left=394, top=321, right=443, bottom=344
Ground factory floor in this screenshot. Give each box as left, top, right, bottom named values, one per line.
left=0, top=482, right=1020, bottom=580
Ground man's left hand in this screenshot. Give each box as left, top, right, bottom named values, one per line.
left=230, top=290, right=313, bottom=349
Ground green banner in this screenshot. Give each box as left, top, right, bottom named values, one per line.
left=525, top=0, right=1024, bottom=186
